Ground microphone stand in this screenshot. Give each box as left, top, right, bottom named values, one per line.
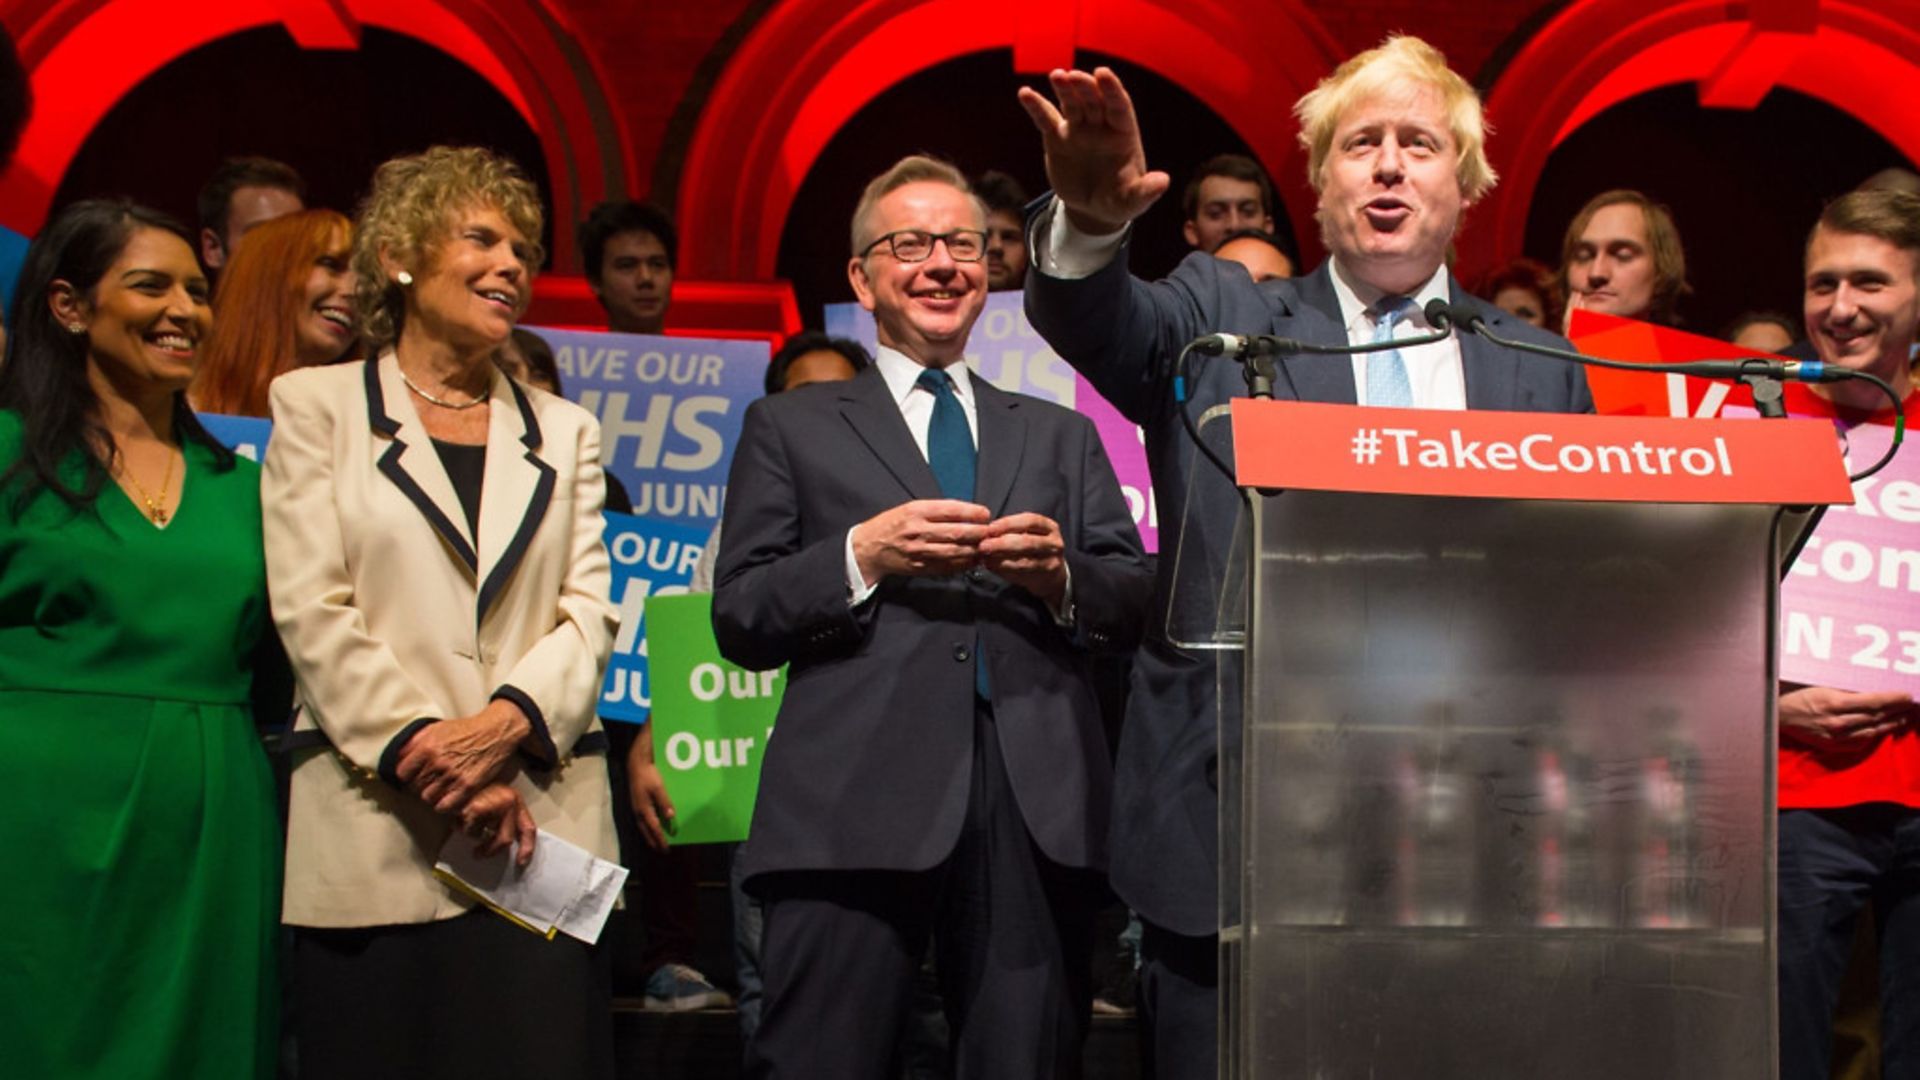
left=1177, top=323, right=1453, bottom=495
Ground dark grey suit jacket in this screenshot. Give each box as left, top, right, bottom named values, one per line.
left=1026, top=246, right=1595, bottom=936
left=713, top=365, right=1152, bottom=885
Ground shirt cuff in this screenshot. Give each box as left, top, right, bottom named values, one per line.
left=491, top=684, right=556, bottom=769
left=376, top=717, right=440, bottom=789
left=1049, top=561, right=1076, bottom=628
left=845, top=525, right=879, bottom=607
left=1037, top=197, right=1130, bottom=280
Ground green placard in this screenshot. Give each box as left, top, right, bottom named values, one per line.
left=643, top=593, right=784, bottom=845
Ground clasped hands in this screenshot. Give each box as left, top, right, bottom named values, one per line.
left=1779, top=685, right=1916, bottom=751
left=395, top=698, right=538, bottom=866
left=854, top=499, right=1067, bottom=607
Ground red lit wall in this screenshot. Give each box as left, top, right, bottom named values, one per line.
left=6, top=0, right=1920, bottom=325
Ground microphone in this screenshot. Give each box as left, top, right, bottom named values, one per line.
left=1186, top=311, right=1457, bottom=399
left=1439, top=300, right=1881, bottom=419
left=1439, top=300, right=1853, bottom=386
left=1186, top=321, right=1455, bottom=362
left=1189, top=333, right=1310, bottom=358
left=1189, top=333, right=1254, bottom=358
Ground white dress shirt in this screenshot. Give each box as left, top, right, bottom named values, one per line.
left=844, top=347, right=979, bottom=602
left=838, top=347, right=1072, bottom=621
left=1327, top=259, right=1467, bottom=411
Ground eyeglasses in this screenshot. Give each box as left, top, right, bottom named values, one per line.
left=859, top=229, right=988, bottom=263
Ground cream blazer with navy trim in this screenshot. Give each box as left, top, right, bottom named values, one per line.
left=265, top=351, right=620, bottom=928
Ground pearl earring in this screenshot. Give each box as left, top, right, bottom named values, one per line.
left=396, top=271, right=413, bottom=287
left=66, top=324, right=86, bottom=334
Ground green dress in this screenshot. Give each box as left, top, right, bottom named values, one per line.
left=0, top=411, right=279, bottom=1079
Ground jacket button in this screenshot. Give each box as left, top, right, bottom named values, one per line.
left=968, top=568, right=984, bottom=583
left=953, top=644, right=970, bottom=662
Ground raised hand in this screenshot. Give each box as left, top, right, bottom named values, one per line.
left=1017, top=66, right=1171, bottom=234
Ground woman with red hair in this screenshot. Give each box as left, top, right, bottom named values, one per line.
left=191, top=209, right=358, bottom=416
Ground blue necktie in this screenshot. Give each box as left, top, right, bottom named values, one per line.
left=1367, top=295, right=1414, bottom=408
left=915, top=367, right=989, bottom=699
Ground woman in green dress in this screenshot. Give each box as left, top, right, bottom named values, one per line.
left=0, top=199, right=280, bottom=1078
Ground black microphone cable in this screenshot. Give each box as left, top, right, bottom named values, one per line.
left=1434, top=300, right=1907, bottom=483
left=1174, top=340, right=1247, bottom=491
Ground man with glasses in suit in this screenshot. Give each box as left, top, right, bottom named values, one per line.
left=713, top=154, right=1151, bottom=1080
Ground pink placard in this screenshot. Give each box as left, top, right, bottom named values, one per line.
left=1072, top=374, right=1157, bottom=552
left=1754, top=413, right=1920, bottom=695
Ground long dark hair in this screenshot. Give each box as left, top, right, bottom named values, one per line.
left=0, top=198, right=234, bottom=518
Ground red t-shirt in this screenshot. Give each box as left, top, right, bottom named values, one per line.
left=1775, top=380, right=1920, bottom=809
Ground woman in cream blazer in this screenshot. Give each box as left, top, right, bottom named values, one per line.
left=263, top=147, right=619, bottom=1080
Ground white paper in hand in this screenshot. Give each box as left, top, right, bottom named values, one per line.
left=556, top=857, right=629, bottom=944
left=434, top=830, right=627, bottom=943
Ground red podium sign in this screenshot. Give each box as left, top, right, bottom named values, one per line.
left=1229, top=400, right=1853, bottom=505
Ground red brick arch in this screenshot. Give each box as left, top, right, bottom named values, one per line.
left=1468, top=0, right=1920, bottom=274
left=675, top=0, right=1346, bottom=281
left=0, top=0, right=627, bottom=267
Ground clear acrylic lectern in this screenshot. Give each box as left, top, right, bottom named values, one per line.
left=1177, top=407, right=1787, bottom=1079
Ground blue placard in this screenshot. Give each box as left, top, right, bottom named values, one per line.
left=196, top=412, right=274, bottom=461
left=526, top=327, right=769, bottom=534
left=598, top=511, right=712, bottom=724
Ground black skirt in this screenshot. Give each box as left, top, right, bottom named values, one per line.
left=292, top=909, right=613, bottom=1080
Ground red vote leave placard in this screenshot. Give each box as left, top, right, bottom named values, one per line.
left=1568, top=308, right=1779, bottom=419
left=1229, top=399, right=1853, bottom=505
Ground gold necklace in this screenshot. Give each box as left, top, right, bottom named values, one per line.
left=119, top=447, right=178, bottom=525
left=400, top=368, right=488, bottom=410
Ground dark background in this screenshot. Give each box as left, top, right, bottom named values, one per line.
left=53, top=28, right=554, bottom=263
left=1519, top=85, right=1907, bottom=337
left=774, top=49, right=1284, bottom=326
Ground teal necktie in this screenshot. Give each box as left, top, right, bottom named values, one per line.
left=915, top=368, right=975, bottom=501
left=914, top=367, right=989, bottom=699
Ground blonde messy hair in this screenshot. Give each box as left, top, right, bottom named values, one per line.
left=848, top=155, right=987, bottom=257
left=1294, top=35, right=1497, bottom=203
left=352, top=145, right=546, bottom=347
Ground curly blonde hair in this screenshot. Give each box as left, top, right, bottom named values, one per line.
left=352, top=146, right=546, bottom=347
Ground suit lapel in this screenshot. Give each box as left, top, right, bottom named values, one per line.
left=367, top=354, right=477, bottom=573
left=839, top=366, right=943, bottom=501
left=476, top=375, right=556, bottom=622
left=1452, top=278, right=1520, bottom=411
left=971, top=376, right=1025, bottom=516
left=1275, top=265, right=1358, bottom=405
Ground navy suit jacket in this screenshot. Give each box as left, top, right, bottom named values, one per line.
left=1026, top=245, right=1595, bottom=936
left=713, top=365, right=1153, bottom=885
